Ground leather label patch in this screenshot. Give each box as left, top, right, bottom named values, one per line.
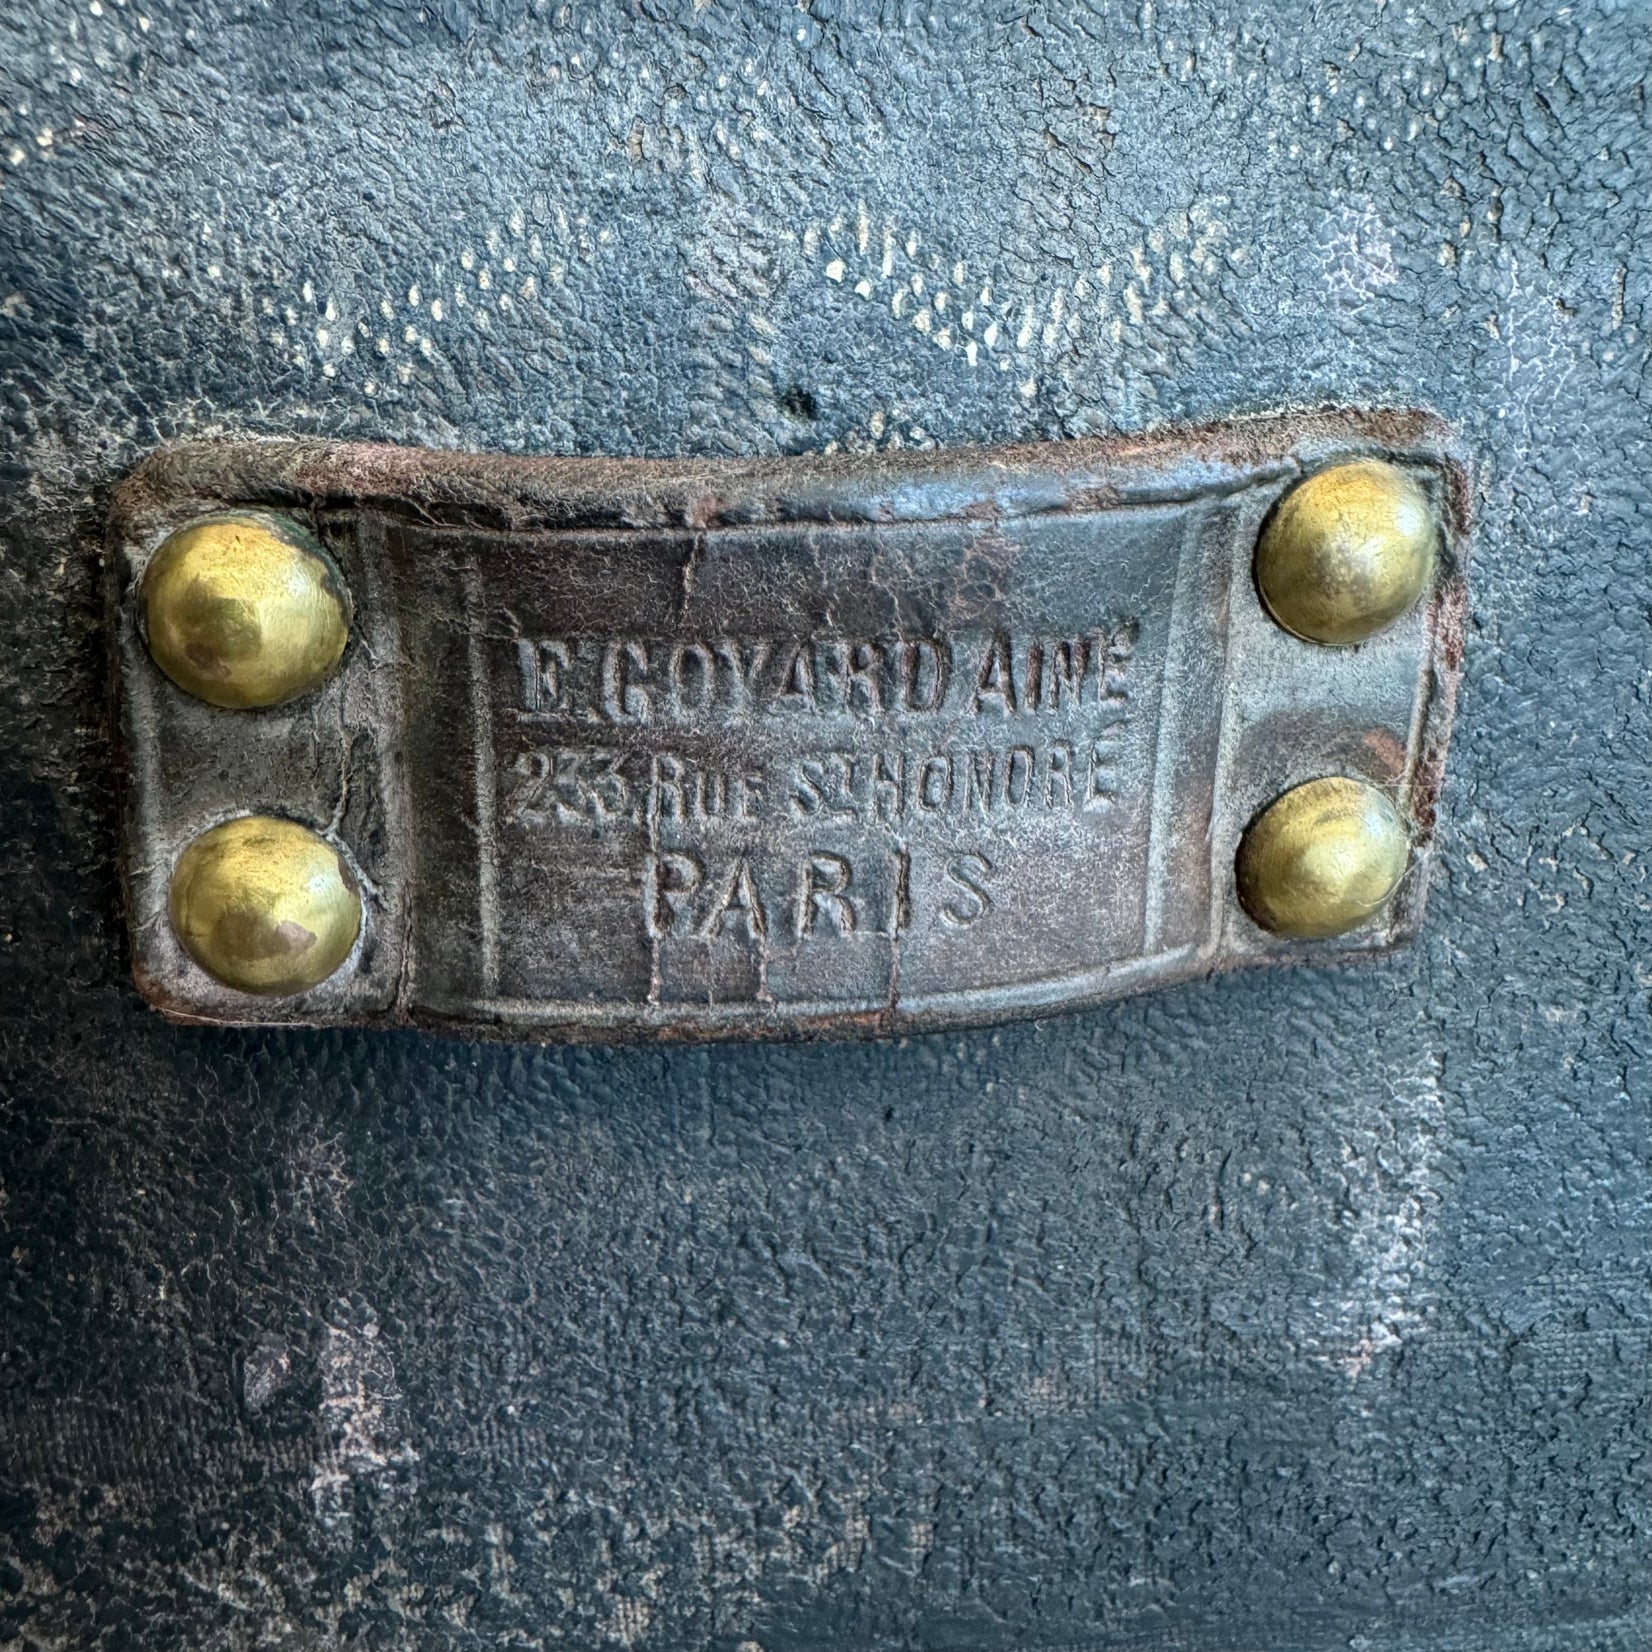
left=110, top=412, right=1467, bottom=1040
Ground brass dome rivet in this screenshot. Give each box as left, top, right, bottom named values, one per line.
left=169, top=816, right=361, bottom=995
left=1236, top=777, right=1410, bottom=940
left=1255, top=459, right=1435, bottom=646
left=142, top=512, right=351, bottom=708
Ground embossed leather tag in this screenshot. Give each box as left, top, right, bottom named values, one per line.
left=110, top=412, right=1467, bottom=1039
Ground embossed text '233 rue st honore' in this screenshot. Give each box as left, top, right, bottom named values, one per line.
left=498, top=626, right=1140, bottom=945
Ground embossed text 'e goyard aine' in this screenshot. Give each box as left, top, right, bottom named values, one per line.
left=110, top=411, right=1468, bottom=1040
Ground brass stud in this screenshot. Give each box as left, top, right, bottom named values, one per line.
left=1236, top=777, right=1410, bottom=939
left=1255, top=459, right=1435, bottom=646
left=169, top=816, right=361, bottom=995
left=143, top=512, right=351, bottom=708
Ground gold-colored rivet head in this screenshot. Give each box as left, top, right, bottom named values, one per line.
left=1236, top=777, right=1410, bottom=940
left=169, top=816, right=361, bottom=995
left=1255, top=459, right=1436, bottom=645
left=143, top=513, right=351, bottom=708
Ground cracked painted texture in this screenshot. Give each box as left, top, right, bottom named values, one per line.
left=1, top=1, right=1650, bottom=1649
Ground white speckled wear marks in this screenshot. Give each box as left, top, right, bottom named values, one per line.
left=0, top=2, right=1649, bottom=1648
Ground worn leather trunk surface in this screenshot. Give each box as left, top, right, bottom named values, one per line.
left=1, top=3, right=1648, bottom=1649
